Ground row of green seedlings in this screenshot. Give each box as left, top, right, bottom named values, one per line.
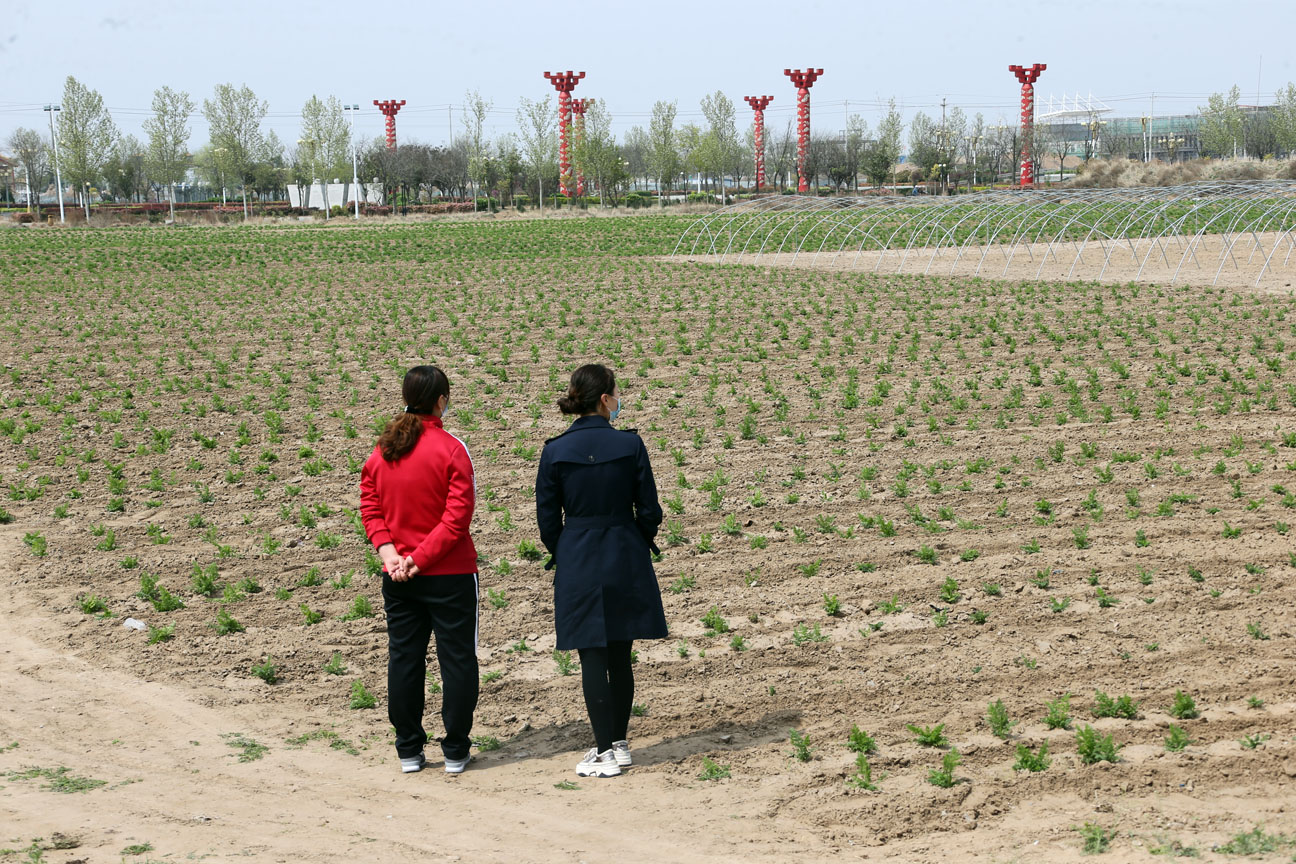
left=864, top=570, right=1280, bottom=637
left=662, top=568, right=1279, bottom=643
left=75, top=562, right=380, bottom=644
left=776, top=688, right=1233, bottom=792
left=644, top=447, right=1295, bottom=564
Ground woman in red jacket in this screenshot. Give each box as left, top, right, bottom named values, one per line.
left=360, top=365, right=479, bottom=775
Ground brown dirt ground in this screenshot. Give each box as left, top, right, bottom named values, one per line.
left=682, top=232, right=1296, bottom=295
left=2, top=227, right=1296, bottom=863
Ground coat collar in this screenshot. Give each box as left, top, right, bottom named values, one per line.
left=569, top=414, right=610, bottom=430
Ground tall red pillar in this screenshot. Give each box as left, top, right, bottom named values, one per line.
left=1008, top=64, right=1046, bottom=186
left=572, top=97, right=591, bottom=198
left=373, top=100, right=406, bottom=150
left=544, top=71, right=585, bottom=198
left=783, top=69, right=823, bottom=194
left=744, top=96, right=773, bottom=192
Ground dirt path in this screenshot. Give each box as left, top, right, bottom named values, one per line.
left=1, top=530, right=843, bottom=864
left=677, top=232, right=1296, bottom=294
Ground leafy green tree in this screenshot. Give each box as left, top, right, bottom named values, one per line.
left=494, top=134, right=523, bottom=204
left=622, top=125, right=648, bottom=192
left=57, top=75, right=118, bottom=217
left=254, top=130, right=288, bottom=201
left=462, top=89, right=493, bottom=206
left=572, top=100, right=620, bottom=205
left=648, top=100, right=681, bottom=204
left=516, top=95, right=557, bottom=208
left=699, top=91, right=738, bottom=202
left=143, top=85, right=194, bottom=221
left=843, top=114, right=868, bottom=191
left=1274, top=82, right=1296, bottom=158
left=202, top=83, right=268, bottom=219
left=865, top=100, right=907, bottom=189
left=6, top=128, right=49, bottom=217
left=908, top=111, right=941, bottom=182
left=1198, top=86, right=1245, bottom=158
left=676, top=123, right=703, bottom=192
left=106, top=134, right=147, bottom=203
left=298, top=95, right=350, bottom=214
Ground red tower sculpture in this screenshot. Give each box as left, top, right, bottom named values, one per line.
left=744, top=96, right=774, bottom=192
left=544, top=71, right=585, bottom=198
left=373, top=100, right=406, bottom=150
left=572, top=97, right=591, bottom=198
left=1008, top=64, right=1047, bottom=186
left=783, top=69, right=823, bottom=194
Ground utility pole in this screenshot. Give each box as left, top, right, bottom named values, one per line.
left=44, top=104, right=65, bottom=223
left=344, top=103, right=361, bottom=219
left=940, top=97, right=947, bottom=195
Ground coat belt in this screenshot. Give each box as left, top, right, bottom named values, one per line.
left=562, top=514, right=635, bottom=529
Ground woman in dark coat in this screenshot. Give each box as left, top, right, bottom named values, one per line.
left=535, top=363, right=667, bottom=778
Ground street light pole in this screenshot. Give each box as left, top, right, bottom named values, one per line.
left=43, top=104, right=65, bottom=223
left=344, top=104, right=360, bottom=219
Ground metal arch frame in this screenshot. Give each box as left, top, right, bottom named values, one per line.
left=1252, top=195, right=1296, bottom=285
left=670, top=181, right=1296, bottom=288
left=1151, top=193, right=1257, bottom=284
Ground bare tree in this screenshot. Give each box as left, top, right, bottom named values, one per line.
left=769, top=119, right=796, bottom=191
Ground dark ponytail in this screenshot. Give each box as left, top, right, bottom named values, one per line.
left=557, top=363, right=616, bottom=415
left=377, top=365, right=450, bottom=461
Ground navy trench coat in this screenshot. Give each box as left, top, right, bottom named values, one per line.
left=535, top=415, right=668, bottom=651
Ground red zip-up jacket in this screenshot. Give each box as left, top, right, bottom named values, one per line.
left=359, top=415, right=478, bottom=576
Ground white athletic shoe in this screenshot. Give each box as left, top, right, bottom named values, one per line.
left=576, top=747, right=622, bottom=778
left=444, top=755, right=471, bottom=774
left=399, top=752, right=426, bottom=774
left=611, top=740, right=632, bottom=767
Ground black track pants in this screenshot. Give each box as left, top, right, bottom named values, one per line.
left=382, top=573, right=479, bottom=760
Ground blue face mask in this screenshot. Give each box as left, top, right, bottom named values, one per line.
left=608, top=397, right=621, bottom=421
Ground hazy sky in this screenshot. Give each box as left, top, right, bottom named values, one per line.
left=3, top=0, right=1294, bottom=150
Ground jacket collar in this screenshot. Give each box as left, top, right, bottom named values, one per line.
left=569, top=414, right=610, bottom=430
left=417, top=414, right=444, bottom=428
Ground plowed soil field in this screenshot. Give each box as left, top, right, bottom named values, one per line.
left=2, top=216, right=1295, bottom=862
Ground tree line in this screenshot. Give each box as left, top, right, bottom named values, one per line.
left=8, top=77, right=1296, bottom=219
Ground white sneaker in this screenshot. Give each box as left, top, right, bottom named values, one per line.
left=399, top=752, right=426, bottom=774
left=444, top=755, right=471, bottom=774
left=611, top=740, right=632, bottom=767
left=576, top=747, right=622, bottom=778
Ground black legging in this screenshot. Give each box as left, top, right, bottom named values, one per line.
left=577, top=640, right=634, bottom=753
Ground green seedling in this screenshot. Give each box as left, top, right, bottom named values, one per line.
left=926, top=748, right=961, bottom=788
left=907, top=723, right=949, bottom=748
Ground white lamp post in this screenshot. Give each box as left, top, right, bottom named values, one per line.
left=344, top=104, right=361, bottom=219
